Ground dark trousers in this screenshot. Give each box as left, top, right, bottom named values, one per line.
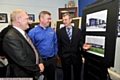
left=61, top=54, right=82, bottom=80
left=43, top=56, right=57, bottom=80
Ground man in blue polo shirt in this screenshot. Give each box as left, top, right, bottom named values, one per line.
left=28, top=11, right=58, bottom=80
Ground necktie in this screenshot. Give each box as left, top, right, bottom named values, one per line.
left=25, top=33, right=39, bottom=64
left=67, top=28, right=72, bottom=40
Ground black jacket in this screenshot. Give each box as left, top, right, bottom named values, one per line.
left=0, top=24, right=35, bottom=56
left=3, top=28, right=42, bottom=79
left=57, top=26, right=84, bottom=58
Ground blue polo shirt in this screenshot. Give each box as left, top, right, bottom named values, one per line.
left=28, top=25, right=58, bottom=58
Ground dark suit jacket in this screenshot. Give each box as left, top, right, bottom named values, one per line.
left=0, top=25, right=13, bottom=56
left=0, top=24, right=34, bottom=56
left=57, top=26, right=84, bottom=58
left=3, top=28, right=43, bottom=79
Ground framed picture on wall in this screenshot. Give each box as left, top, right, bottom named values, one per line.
left=28, top=14, right=35, bottom=22
left=56, top=17, right=82, bottom=31
left=0, top=13, right=8, bottom=23
left=58, top=7, right=78, bottom=19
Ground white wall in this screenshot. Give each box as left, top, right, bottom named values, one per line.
left=0, top=0, right=71, bottom=31
left=111, top=37, right=120, bottom=74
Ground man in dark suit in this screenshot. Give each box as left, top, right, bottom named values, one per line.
left=57, top=13, right=91, bottom=80
left=0, top=24, right=35, bottom=77
left=3, top=9, right=44, bottom=79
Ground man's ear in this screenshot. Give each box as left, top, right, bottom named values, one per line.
left=70, top=18, right=72, bottom=22
left=40, top=17, right=43, bottom=21
left=16, top=17, right=21, bottom=23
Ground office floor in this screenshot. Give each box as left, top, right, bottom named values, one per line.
left=108, top=69, right=120, bottom=80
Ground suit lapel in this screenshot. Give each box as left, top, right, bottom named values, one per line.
left=63, top=27, right=70, bottom=42
left=12, top=28, right=32, bottom=47
left=12, top=28, right=25, bottom=39
left=71, top=26, right=76, bottom=42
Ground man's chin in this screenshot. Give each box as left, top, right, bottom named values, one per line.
left=25, top=26, right=29, bottom=30
left=27, top=25, right=30, bottom=28
left=47, top=24, right=50, bottom=26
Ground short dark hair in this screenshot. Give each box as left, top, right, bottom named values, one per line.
left=62, top=13, right=72, bottom=19
left=38, top=11, right=51, bottom=20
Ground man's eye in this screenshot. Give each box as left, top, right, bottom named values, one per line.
left=27, top=18, right=30, bottom=20
left=48, top=18, right=51, bottom=20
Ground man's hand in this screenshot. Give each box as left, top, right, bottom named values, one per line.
left=83, top=43, right=91, bottom=50
left=39, top=63, right=44, bottom=72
